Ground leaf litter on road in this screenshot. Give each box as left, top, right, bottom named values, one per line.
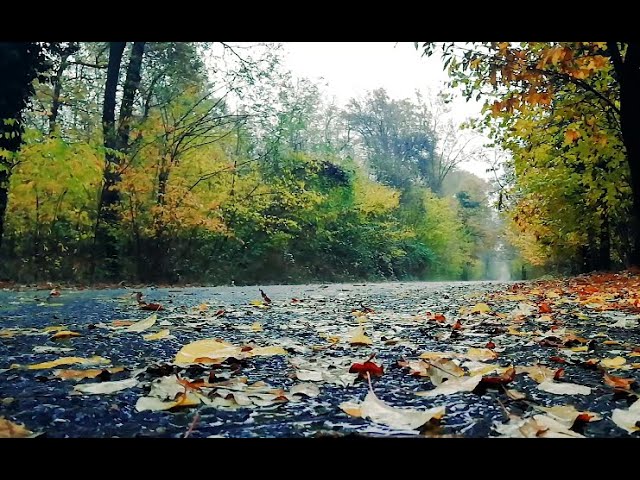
left=3, top=272, right=640, bottom=437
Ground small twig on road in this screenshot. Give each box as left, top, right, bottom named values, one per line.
left=184, top=411, right=201, bottom=439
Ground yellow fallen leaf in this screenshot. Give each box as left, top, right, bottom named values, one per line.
left=507, top=326, right=527, bottom=336
left=0, top=417, right=32, bottom=438
left=470, top=303, right=491, bottom=314
left=347, top=326, right=373, bottom=346
left=629, top=352, right=640, bottom=357
left=603, top=340, right=622, bottom=345
left=42, top=326, right=68, bottom=332
left=339, top=401, right=362, bottom=418
left=601, top=356, right=627, bottom=368
left=25, top=356, right=110, bottom=370
left=175, top=339, right=244, bottom=365
left=507, top=294, right=528, bottom=301
left=125, top=314, right=157, bottom=333
left=143, top=329, right=170, bottom=341
left=51, top=330, right=81, bottom=340
left=136, top=391, right=202, bottom=412
left=517, top=365, right=557, bottom=383
left=54, top=367, right=124, bottom=381
left=251, top=322, right=263, bottom=332
left=198, top=303, right=208, bottom=312
left=0, top=329, right=18, bottom=338
left=465, top=348, right=498, bottom=361
left=570, top=346, right=588, bottom=352
left=248, top=346, right=287, bottom=356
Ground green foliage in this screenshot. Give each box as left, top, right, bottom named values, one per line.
left=0, top=42, right=502, bottom=284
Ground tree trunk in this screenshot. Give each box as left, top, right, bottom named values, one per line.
left=93, top=42, right=126, bottom=279
left=48, top=52, right=71, bottom=135
left=116, top=42, right=146, bottom=151
left=94, top=42, right=146, bottom=279
left=599, top=214, right=611, bottom=271
left=610, top=42, right=640, bottom=266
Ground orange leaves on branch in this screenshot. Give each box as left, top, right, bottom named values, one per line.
left=564, top=129, right=581, bottom=144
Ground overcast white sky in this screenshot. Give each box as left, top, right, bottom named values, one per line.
left=280, top=42, right=492, bottom=179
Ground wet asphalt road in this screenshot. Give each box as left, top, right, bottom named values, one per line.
left=0, top=280, right=638, bottom=438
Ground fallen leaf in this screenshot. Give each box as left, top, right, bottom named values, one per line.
left=539, top=303, right=553, bottom=314
left=140, top=302, right=164, bottom=311
left=74, top=377, right=138, bottom=395
left=174, top=339, right=244, bottom=365
left=112, top=320, right=134, bottom=327
left=247, top=345, right=287, bottom=357
left=143, top=329, right=170, bottom=341
left=136, top=392, right=201, bottom=412
left=54, top=367, right=124, bottom=381
left=416, top=375, right=482, bottom=397
left=470, top=303, right=491, bottom=314
left=251, top=322, right=263, bottom=332
left=505, top=389, right=526, bottom=400
left=347, top=326, right=373, bottom=346
left=125, top=314, right=157, bottom=333
left=424, top=358, right=465, bottom=385
left=538, top=380, right=592, bottom=395
left=539, top=405, right=601, bottom=427
left=603, top=373, right=635, bottom=390
left=517, top=365, right=558, bottom=383
left=25, top=356, right=110, bottom=370
left=344, top=385, right=445, bottom=430
left=611, top=399, right=640, bottom=433
left=481, top=367, right=516, bottom=385
left=50, top=330, right=81, bottom=340
left=289, top=383, right=320, bottom=398
left=466, top=348, right=498, bottom=361
left=0, top=417, right=32, bottom=438
left=601, top=356, right=627, bottom=369
left=349, top=360, right=384, bottom=378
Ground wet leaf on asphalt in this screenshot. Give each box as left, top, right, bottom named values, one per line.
left=0, top=417, right=33, bottom=438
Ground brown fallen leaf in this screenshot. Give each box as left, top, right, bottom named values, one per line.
left=603, top=373, right=635, bottom=390
left=481, top=367, right=516, bottom=385
left=0, top=417, right=33, bottom=438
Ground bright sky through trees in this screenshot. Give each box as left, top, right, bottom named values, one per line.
left=281, top=42, right=490, bottom=178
